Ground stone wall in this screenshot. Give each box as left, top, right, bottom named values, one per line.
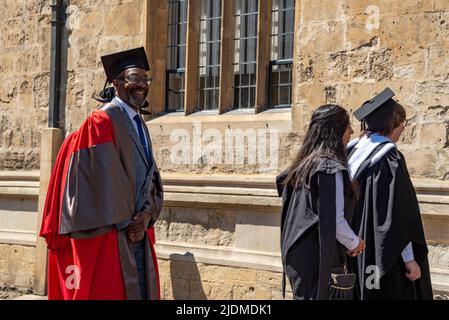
left=0, top=0, right=51, bottom=171
left=0, top=0, right=148, bottom=292
left=64, top=0, right=146, bottom=132
left=0, top=0, right=146, bottom=171
left=147, top=0, right=449, bottom=298
left=0, top=171, right=40, bottom=292
left=292, top=0, right=449, bottom=180
left=1, top=3, right=448, bottom=178
left=158, top=259, right=292, bottom=300
left=1, top=0, right=449, bottom=298
left=0, top=244, right=35, bottom=291
left=148, top=112, right=298, bottom=175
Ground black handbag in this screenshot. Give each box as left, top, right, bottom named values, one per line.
left=328, top=264, right=356, bottom=300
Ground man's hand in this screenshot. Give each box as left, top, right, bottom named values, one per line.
left=126, top=212, right=151, bottom=242
left=405, top=260, right=421, bottom=281
left=347, top=238, right=365, bottom=257
left=128, top=230, right=145, bottom=242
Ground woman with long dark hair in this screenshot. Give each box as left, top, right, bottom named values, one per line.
left=276, top=104, right=364, bottom=300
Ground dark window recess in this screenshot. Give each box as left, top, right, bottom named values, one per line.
left=198, top=0, right=222, bottom=110
left=166, top=69, right=185, bottom=112
left=166, top=0, right=187, bottom=112
left=268, top=0, right=295, bottom=109
left=233, top=0, right=258, bottom=109
left=268, top=59, right=293, bottom=108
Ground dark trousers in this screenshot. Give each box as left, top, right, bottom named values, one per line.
left=132, top=240, right=147, bottom=300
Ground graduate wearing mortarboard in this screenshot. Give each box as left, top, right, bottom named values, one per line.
left=40, top=47, right=163, bottom=300
left=347, top=88, right=433, bottom=300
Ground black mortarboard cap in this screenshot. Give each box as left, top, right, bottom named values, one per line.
left=353, top=87, right=395, bottom=121
left=100, top=47, right=150, bottom=82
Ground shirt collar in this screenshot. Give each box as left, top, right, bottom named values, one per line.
left=113, top=96, right=138, bottom=120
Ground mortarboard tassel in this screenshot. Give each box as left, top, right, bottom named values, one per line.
left=138, top=100, right=152, bottom=115
left=94, top=80, right=116, bottom=103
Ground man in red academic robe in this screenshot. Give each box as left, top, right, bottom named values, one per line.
left=40, top=47, right=163, bottom=300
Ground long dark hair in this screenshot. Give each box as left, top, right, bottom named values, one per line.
left=284, top=104, right=350, bottom=189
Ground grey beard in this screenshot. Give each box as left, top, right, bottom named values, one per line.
left=129, top=93, right=148, bottom=108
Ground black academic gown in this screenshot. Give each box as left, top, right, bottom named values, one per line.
left=348, top=144, right=433, bottom=300
left=276, top=158, right=355, bottom=300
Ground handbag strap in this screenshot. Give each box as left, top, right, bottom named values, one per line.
left=337, top=243, right=349, bottom=272
left=282, top=271, right=286, bottom=298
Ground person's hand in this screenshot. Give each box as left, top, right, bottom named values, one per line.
left=128, top=230, right=145, bottom=242
left=405, top=260, right=421, bottom=281
left=127, top=212, right=151, bottom=243
left=347, top=238, right=365, bottom=257
left=127, top=212, right=151, bottom=234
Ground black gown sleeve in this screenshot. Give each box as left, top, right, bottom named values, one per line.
left=352, top=148, right=433, bottom=299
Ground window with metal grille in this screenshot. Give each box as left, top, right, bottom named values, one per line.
left=269, top=0, right=295, bottom=109
left=198, top=0, right=222, bottom=110
left=166, top=0, right=187, bottom=112
left=233, top=0, right=258, bottom=109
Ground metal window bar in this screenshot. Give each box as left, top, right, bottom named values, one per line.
left=268, top=0, right=295, bottom=109
left=168, top=0, right=187, bottom=68
left=268, top=59, right=293, bottom=109
left=166, top=68, right=185, bottom=113
left=233, top=0, right=258, bottom=109
left=166, top=0, right=187, bottom=112
left=198, top=0, right=222, bottom=110
left=271, top=0, right=294, bottom=61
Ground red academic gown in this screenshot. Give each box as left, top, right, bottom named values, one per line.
left=40, top=107, right=163, bottom=300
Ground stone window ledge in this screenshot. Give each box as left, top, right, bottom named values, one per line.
left=147, top=108, right=292, bottom=134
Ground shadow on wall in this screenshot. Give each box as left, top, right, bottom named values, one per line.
left=170, top=252, right=207, bottom=300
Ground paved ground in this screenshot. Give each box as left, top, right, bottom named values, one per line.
left=12, top=294, right=47, bottom=300
left=0, top=288, right=448, bottom=300
left=0, top=288, right=25, bottom=300
left=0, top=290, right=47, bottom=300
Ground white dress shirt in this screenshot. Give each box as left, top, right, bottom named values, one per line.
left=402, top=242, right=414, bottom=262
left=113, top=96, right=149, bottom=148
left=335, top=171, right=360, bottom=251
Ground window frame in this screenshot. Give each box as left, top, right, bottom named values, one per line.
left=166, top=0, right=188, bottom=113
left=198, top=0, right=223, bottom=111
left=165, top=67, right=186, bottom=113
left=267, top=58, right=293, bottom=109
left=268, top=0, right=296, bottom=109
left=146, top=0, right=296, bottom=117
left=233, top=0, right=259, bottom=110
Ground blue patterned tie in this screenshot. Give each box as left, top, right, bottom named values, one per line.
left=133, top=114, right=151, bottom=165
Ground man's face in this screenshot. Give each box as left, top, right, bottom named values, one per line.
left=113, top=67, right=150, bottom=108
